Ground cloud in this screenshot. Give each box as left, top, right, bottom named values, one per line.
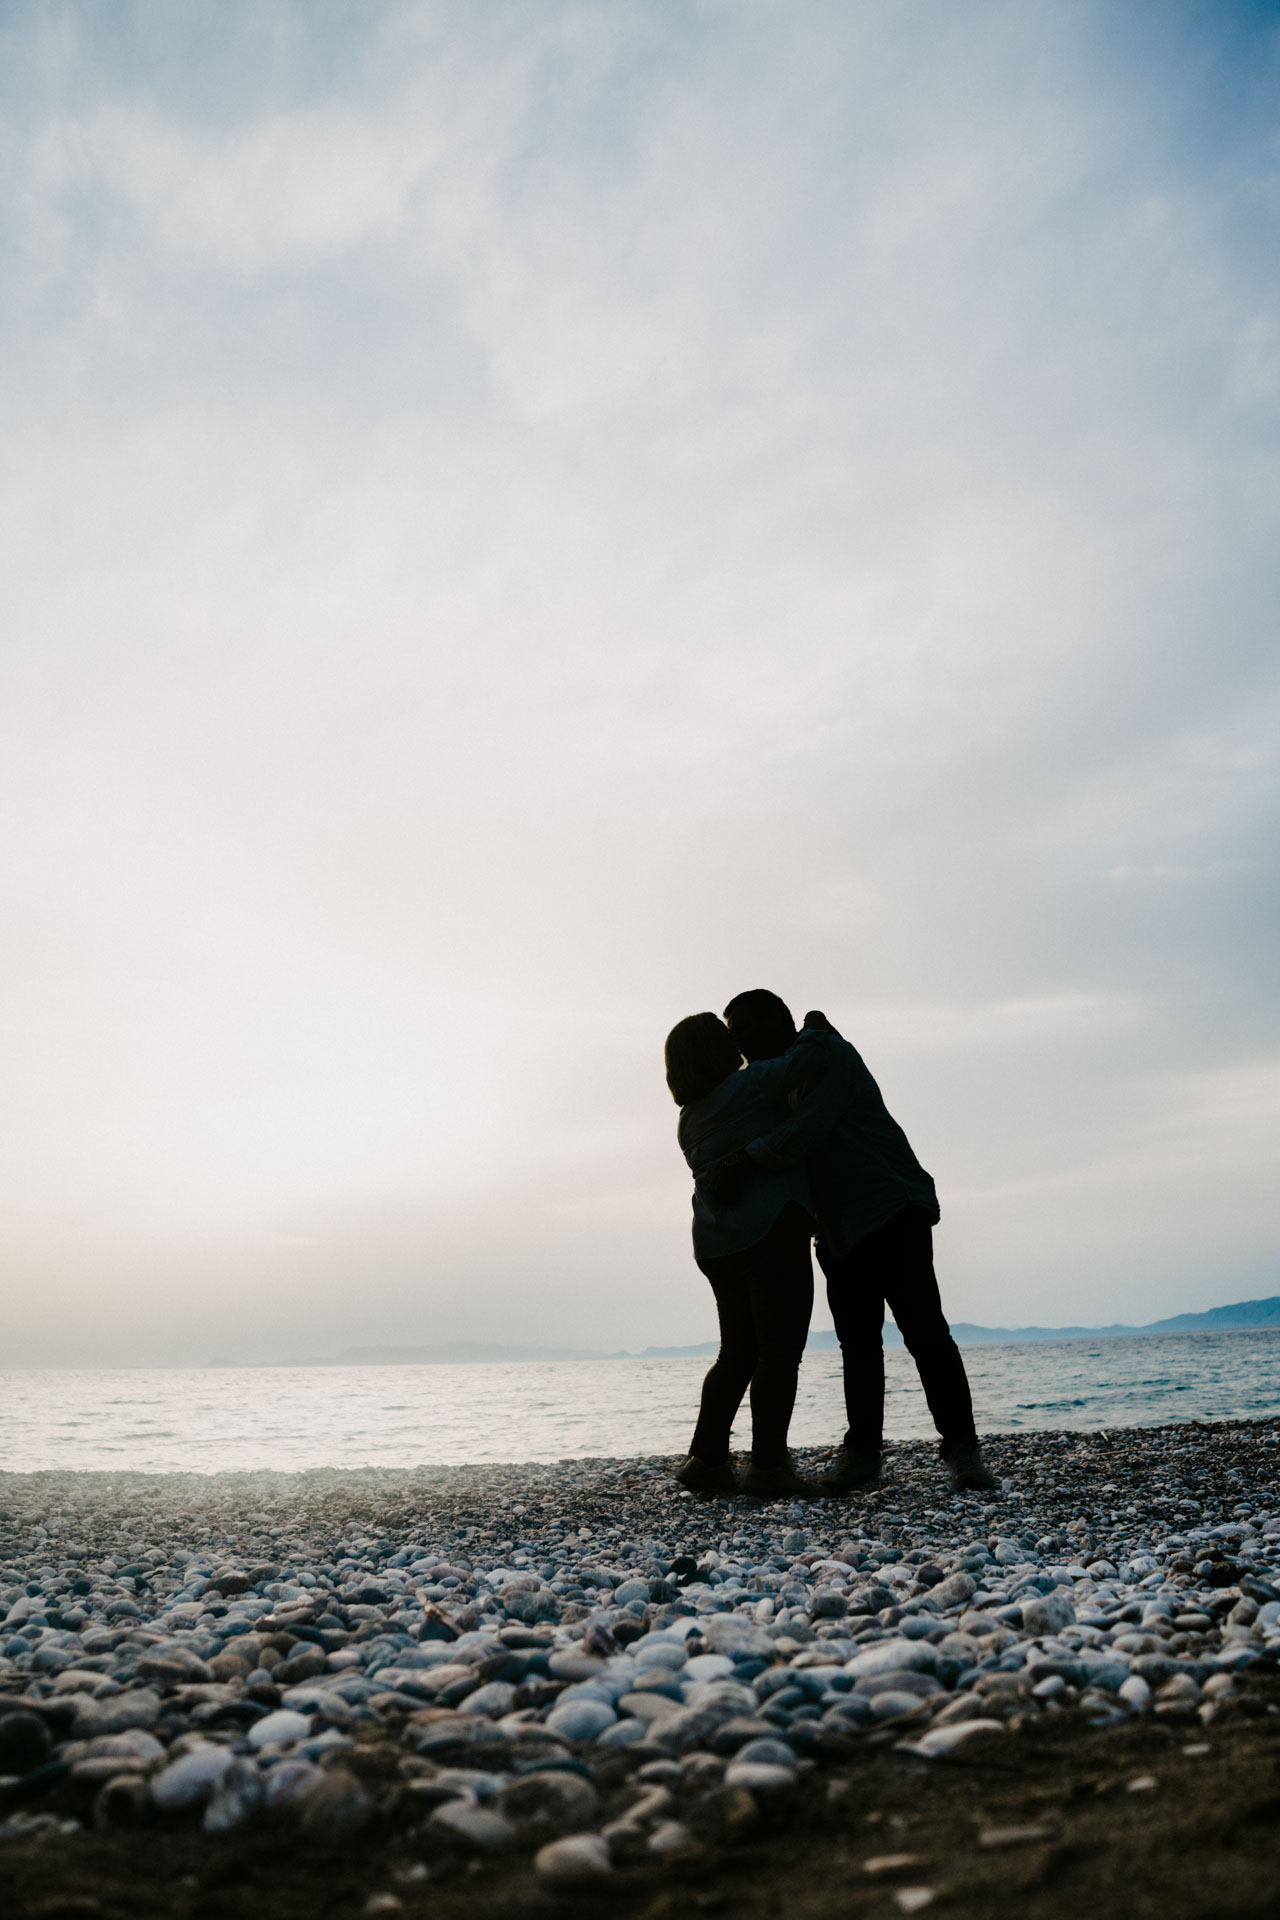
left=0, top=0, right=1277, bottom=1362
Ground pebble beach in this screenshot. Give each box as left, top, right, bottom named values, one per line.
left=4, top=1420, right=1280, bottom=1918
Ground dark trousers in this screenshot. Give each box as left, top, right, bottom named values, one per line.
left=690, top=1202, right=814, bottom=1469
left=817, top=1205, right=976, bottom=1456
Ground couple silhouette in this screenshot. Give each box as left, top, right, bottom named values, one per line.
left=664, top=989, right=994, bottom=1500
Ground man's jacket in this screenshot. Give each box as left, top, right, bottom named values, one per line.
left=746, top=1027, right=938, bottom=1256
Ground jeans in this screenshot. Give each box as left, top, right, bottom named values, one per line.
left=690, top=1202, right=814, bottom=1468
left=817, top=1205, right=976, bottom=1456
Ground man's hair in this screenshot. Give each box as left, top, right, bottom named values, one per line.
left=664, top=1013, right=742, bottom=1106
left=722, top=988, right=796, bottom=1061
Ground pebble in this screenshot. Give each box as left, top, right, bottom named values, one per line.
left=263, top=1759, right=326, bottom=1808
left=979, top=1823, right=1053, bottom=1847
left=70, top=1690, right=161, bottom=1738
left=647, top=1817, right=697, bottom=1855
left=535, top=1832, right=614, bottom=1884
left=94, top=1773, right=152, bottom=1827
left=904, top=1720, right=1006, bottom=1758
left=723, top=1760, right=797, bottom=1794
left=0, top=1711, right=52, bottom=1774
left=496, top=1770, right=599, bottom=1834
left=203, top=1757, right=263, bottom=1832
left=1, top=1420, right=1277, bottom=1880
left=297, top=1767, right=372, bottom=1843
left=427, top=1801, right=517, bottom=1853
left=546, top=1699, right=616, bottom=1740
left=868, top=1689, right=928, bottom=1720
left=733, top=1737, right=797, bottom=1767
left=151, top=1746, right=234, bottom=1809
left=683, top=1653, right=734, bottom=1681
left=247, top=1708, right=313, bottom=1749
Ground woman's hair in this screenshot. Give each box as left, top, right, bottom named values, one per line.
left=664, top=1012, right=742, bottom=1106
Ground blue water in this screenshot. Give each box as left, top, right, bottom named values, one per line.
left=1, top=1330, right=1276, bottom=1474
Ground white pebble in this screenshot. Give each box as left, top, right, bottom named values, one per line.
left=904, top=1720, right=1006, bottom=1758
left=535, top=1833, right=614, bottom=1884
left=647, top=1819, right=696, bottom=1856
left=724, top=1761, right=797, bottom=1794
left=248, top=1709, right=312, bottom=1749
left=150, top=1746, right=233, bottom=1810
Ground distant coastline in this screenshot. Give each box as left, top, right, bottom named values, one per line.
left=217, top=1294, right=1280, bottom=1367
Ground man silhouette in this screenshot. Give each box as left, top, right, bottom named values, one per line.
left=717, top=989, right=995, bottom=1494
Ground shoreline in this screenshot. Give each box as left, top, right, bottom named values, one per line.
left=7, top=1338, right=1280, bottom=1478
left=3, top=1419, right=1280, bottom=1917
left=0, top=1407, right=1277, bottom=1487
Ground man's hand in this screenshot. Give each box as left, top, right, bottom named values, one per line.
left=698, top=1152, right=752, bottom=1206
left=802, top=1009, right=843, bottom=1037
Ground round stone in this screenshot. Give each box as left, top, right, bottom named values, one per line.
left=867, top=1689, right=926, bottom=1720
left=648, top=1819, right=697, bottom=1855
left=852, top=1670, right=936, bottom=1700
left=151, top=1745, right=234, bottom=1810
left=909, top=1720, right=1006, bottom=1758
left=1119, top=1675, right=1152, bottom=1711
left=810, top=1587, right=848, bottom=1618
left=262, top=1759, right=325, bottom=1807
left=496, top=1770, right=599, bottom=1834
left=732, top=1737, right=797, bottom=1769
left=535, top=1833, right=613, bottom=1885
left=546, top=1699, right=617, bottom=1741
left=248, top=1708, right=313, bottom=1748
left=683, top=1653, right=734, bottom=1683
left=0, top=1712, right=52, bottom=1776
left=459, top=1681, right=517, bottom=1717
left=724, top=1761, right=797, bottom=1794
left=599, top=1717, right=650, bottom=1746
left=203, top=1758, right=264, bottom=1833
left=298, top=1767, right=373, bottom=1842
left=94, top=1773, right=152, bottom=1828
left=634, top=1641, right=688, bottom=1672
left=428, top=1801, right=517, bottom=1853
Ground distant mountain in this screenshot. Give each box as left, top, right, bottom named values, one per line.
left=943, top=1295, right=1280, bottom=1346
left=606, top=1296, right=1280, bottom=1356
left=259, top=1296, right=1280, bottom=1367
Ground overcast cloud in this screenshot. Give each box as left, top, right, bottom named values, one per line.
left=1, top=0, right=1277, bottom=1365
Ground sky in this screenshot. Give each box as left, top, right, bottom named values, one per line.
left=1, top=0, right=1278, bottom=1367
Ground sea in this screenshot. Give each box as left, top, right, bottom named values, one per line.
left=2, top=1330, right=1278, bottom=1475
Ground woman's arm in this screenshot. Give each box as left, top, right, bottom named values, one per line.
left=745, top=1033, right=856, bottom=1169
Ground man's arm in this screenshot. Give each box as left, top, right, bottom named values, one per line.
left=745, top=1033, right=856, bottom=1170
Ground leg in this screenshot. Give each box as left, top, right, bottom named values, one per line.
left=817, top=1236, right=887, bottom=1456
left=741, top=1206, right=814, bottom=1466
left=876, top=1209, right=977, bottom=1447
left=688, top=1270, right=757, bottom=1464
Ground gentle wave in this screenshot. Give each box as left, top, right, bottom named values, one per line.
left=0, top=1330, right=1277, bottom=1473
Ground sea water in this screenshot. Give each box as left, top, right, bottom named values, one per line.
left=2, top=1329, right=1278, bottom=1474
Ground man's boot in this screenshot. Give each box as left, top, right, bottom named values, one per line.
left=942, top=1439, right=997, bottom=1492
left=740, top=1456, right=813, bottom=1499
left=818, top=1446, right=882, bottom=1494
left=674, top=1455, right=738, bottom=1496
